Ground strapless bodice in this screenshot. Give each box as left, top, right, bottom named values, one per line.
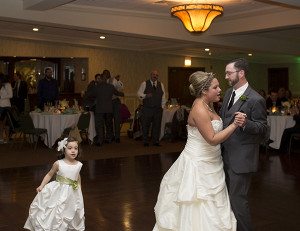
left=184, top=119, right=223, bottom=159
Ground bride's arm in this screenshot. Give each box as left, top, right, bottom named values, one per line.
left=191, top=104, right=239, bottom=146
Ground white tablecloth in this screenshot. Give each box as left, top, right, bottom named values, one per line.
left=30, top=112, right=96, bottom=148
left=267, top=115, right=295, bottom=149
left=160, top=106, right=180, bottom=140
left=88, top=112, right=96, bottom=142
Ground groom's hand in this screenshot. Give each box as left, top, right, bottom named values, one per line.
left=234, top=112, right=247, bottom=127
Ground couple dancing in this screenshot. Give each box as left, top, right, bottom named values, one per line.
left=153, top=58, right=268, bottom=231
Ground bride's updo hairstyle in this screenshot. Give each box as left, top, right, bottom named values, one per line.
left=189, top=71, right=215, bottom=97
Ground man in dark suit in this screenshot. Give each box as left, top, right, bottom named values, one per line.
left=220, top=58, right=268, bottom=231
left=265, top=89, right=281, bottom=110
left=83, top=73, right=101, bottom=111
left=12, top=72, right=28, bottom=113
left=37, top=67, right=59, bottom=110
left=85, top=74, right=124, bottom=146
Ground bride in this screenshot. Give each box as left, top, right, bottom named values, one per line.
left=153, top=71, right=245, bottom=231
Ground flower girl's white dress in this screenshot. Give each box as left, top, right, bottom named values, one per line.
left=24, top=160, right=85, bottom=230
left=153, top=120, right=236, bottom=231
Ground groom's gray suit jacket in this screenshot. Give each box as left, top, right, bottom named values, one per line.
left=220, top=85, right=268, bottom=173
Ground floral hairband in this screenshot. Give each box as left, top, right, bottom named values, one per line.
left=57, top=138, right=68, bottom=152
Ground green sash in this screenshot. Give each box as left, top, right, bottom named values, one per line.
left=56, top=174, right=78, bottom=190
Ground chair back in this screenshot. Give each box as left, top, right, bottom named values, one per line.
left=77, top=112, right=90, bottom=131
left=18, top=114, right=35, bottom=131
left=3, top=107, right=20, bottom=131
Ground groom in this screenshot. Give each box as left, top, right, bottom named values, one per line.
left=220, top=58, right=268, bottom=231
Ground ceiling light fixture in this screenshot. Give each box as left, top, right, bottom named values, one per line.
left=99, top=36, right=106, bottom=39
left=171, top=4, right=223, bottom=32
left=32, top=27, right=39, bottom=32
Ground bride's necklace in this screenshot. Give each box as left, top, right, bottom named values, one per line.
left=202, top=100, right=213, bottom=112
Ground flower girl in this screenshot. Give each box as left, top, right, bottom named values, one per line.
left=24, top=137, right=85, bottom=230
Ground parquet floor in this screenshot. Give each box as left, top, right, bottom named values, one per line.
left=0, top=143, right=300, bottom=231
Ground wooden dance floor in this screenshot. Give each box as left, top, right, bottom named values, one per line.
left=0, top=141, right=300, bottom=231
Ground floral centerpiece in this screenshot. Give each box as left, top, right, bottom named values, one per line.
left=59, top=99, right=69, bottom=112
left=282, top=101, right=291, bottom=109
left=281, top=101, right=291, bottom=115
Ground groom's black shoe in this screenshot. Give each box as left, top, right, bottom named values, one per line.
left=144, top=142, right=149, bottom=147
left=153, top=143, right=161, bottom=147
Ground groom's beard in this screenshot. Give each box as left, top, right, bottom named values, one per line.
left=228, top=74, right=239, bottom=87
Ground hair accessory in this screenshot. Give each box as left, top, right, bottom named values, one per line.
left=57, top=138, right=68, bottom=152
left=199, top=73, right=214, bottom=94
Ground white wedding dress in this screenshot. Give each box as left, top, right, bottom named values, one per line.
left=153, top=120, right=236, bottom=231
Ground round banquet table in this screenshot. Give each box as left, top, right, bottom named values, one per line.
left=30, top=112, right=81, bottom=148
left=160, top=106, right=180, bottom=140
left=267, top=115, right=295, bottom=149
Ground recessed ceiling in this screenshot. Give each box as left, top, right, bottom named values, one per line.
left=0, top=0, right=299, bottom=63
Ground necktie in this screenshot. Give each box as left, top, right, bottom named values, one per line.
left=228, top=91, right=235, bottom=110
left=153, top=83, right=156, bottom=91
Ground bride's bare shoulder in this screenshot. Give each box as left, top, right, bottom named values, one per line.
left=188, top=103, right=210, bottom=126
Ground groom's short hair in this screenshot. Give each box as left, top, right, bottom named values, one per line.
left=228, top=58, right=249, bottom=76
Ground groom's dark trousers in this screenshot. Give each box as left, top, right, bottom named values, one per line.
left=223, top=153, right=253, bottom=231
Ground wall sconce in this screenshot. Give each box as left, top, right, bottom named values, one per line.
left=185, top=57, right=191, bottom=66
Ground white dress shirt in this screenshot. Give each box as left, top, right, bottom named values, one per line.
left=137, top=80, right=166, bottom=108
left=110, top=77, right=124, bottom=100
left=0, top=83, right=13, bottom=107
left=233, top=82, right=249, bottom=105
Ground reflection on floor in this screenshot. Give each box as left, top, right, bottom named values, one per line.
left=0, top=148, right=300, bottom=231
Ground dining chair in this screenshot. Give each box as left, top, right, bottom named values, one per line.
left=18, top=114, right=49, bottom=150
left=3, top=107, right=22, bottom=144
left=260, top=125, right=272, bottom=158
left=288, top=133, right=300, bottom=158
left=77, top=111, right=91, bottom=144
left=62, top=112, right=91, bottom=144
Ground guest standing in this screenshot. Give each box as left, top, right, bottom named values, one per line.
left=109, top=74, right=124, bottom=143
left=102, top=69, right=114, bottom=143
left=0, top=74, right=13, bottom=144
left=12, top=71, right=28, bottom=113
left=37, top=67, right=59, bottom=110
left=85, top=74, right=124, bottom=146
left=137, top=70, right=166, bottom=146
left=83, top=73, right=101, bottom=111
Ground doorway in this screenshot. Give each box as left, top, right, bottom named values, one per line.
left=268, top=68, right=289, bottom=93
left=168, top=67, right=205, bottom=106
